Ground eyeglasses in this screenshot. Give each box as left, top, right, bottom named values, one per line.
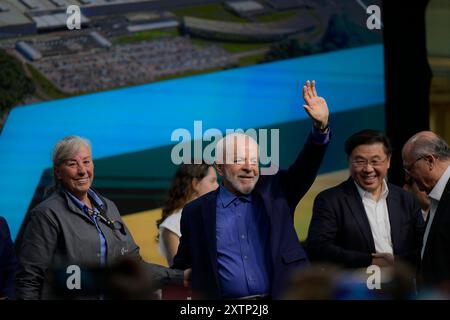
left=403, top=156, right=425, bottom=175
left=351, top=157, right=388, bottom=168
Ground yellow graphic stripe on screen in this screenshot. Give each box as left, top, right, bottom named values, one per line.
left=122, top=208, right=168, bottom=266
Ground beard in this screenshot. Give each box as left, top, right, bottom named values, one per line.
left=223, top=168, right=259, bottom=195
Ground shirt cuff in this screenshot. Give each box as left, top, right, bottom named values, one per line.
left=311, top=125, right=331, bottom=145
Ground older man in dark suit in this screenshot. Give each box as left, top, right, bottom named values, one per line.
left=173, top=80, right=330, bottom=299
left=402, top=131, right=450, bottom=290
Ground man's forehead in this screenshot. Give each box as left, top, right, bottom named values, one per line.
left=225, top=134, right=257, bottom=146
left=227, top=139, right=258, bottom=154
left=233, top=148, right=258, bottom=157
left=401, top=143, right=414, bottom=160
left=352, top=143, right=386, bottom=155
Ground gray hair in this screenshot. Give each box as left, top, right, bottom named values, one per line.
left=45, top=135, right=92, bottom=197
left=409, top=133, right=450, bottom=161
left=53, top=135, right=92, bottom=167
left=215, top=132, right=258, bottom=165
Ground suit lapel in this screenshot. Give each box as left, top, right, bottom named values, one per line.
left=424, top=178, right=450, bottom=257
left=252, top=181, right=277, bottom=267
left=386, top=185, right=402, bottom=254
left=343, top=178, right=376, bottom=252
left=435, top=179, right=450, bottom=220
left=253, top=177, right=272, bottom=220
left=202, top=190, right=220, bottom=286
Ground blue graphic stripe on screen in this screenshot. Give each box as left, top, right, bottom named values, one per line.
left=0, top=44, right=384, bottom=239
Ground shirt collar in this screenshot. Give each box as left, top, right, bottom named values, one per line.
left=218, top=184, right=252, bottom=208
left=428, top=164, right=450, bottom=202
left=67, top=188, right=104, bottom=213
left=354, top=178, right=389, bottom=201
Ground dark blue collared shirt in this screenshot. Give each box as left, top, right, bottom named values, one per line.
left=67, top=189, right=107, bottom=266
left=216, top=186, right=272, bottom=298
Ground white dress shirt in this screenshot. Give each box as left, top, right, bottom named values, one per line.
left=158, top=209, right=182, bottom=262
left=421, top=164, right=450, bottom=259
left=355, top=180, right=393, bottom=254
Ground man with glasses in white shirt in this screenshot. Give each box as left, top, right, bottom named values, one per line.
left=402, top=131, right=450, bottom=290
left=307, top=130, right=424, bottom=271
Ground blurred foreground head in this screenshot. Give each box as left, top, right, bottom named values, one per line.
left=51, top=257, right=163, bottom=299
left=282, top=263, right=417, bottom=300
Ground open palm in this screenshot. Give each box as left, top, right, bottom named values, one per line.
left=302, top=80, right=329, bottom=129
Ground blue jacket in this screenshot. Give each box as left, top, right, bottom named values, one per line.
left=0, top=216, right=17, bottom=299
left=172, top=133, right=329, bottom=299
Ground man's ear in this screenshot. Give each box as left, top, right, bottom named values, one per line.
left=425, top=154, right=435, bottom=169
left=214, top=162, right=224, bottom=177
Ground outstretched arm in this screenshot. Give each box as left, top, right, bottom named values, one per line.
left=283, top=80, right=330, bottom=207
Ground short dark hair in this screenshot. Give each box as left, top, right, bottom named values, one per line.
left=345, top=129, right=392, bottom=157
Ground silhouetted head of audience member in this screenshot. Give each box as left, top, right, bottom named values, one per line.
left=50, top=256, right=163, bottom=299
left=282, top=262, right=417, bottom=300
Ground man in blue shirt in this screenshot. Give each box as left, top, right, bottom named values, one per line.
left=173, top=80, right=331, bottom=299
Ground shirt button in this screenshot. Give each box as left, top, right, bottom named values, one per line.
left=244, top=255, right=248, bottom=259
left=241, top=235, right=245, bottom=239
